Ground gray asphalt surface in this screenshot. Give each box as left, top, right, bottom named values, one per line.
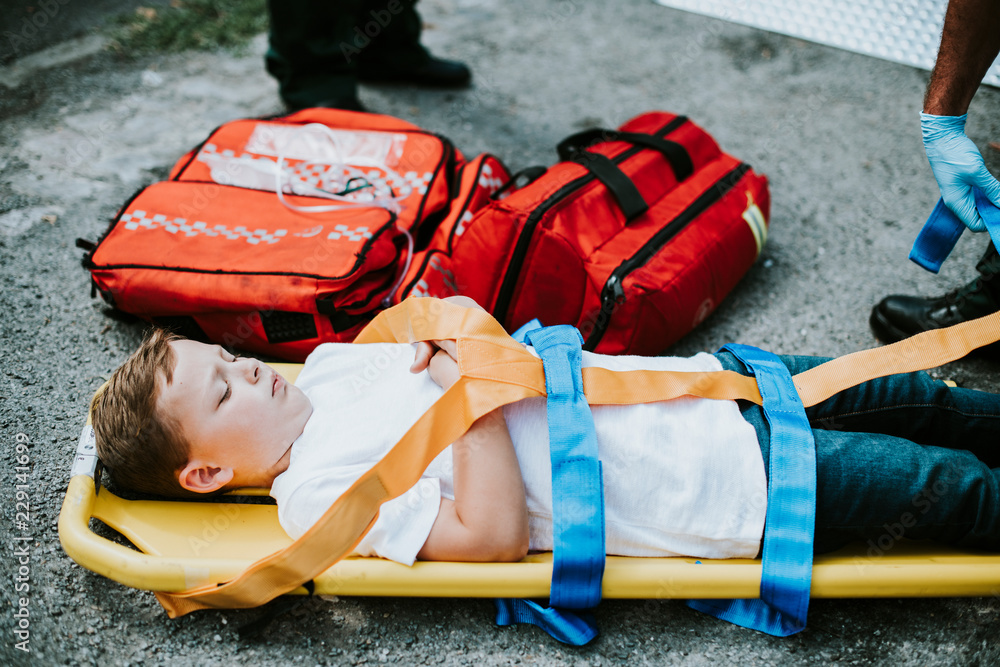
left=2, top=0, right=1000, bottom=665
left=0, top=0, right=172, bottom=64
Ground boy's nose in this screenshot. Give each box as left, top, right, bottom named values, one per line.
left=240, top=358, right=261, bottom=383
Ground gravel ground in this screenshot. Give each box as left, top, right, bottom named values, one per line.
left=2, top=1, right=1000, bottom=665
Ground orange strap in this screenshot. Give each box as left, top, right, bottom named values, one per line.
left=155, top=298, right=1000, bottom=617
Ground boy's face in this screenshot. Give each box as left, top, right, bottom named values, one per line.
left=159, top=340, right=312, bottom=492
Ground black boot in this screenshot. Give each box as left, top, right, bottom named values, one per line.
left=870, top=243, right=1000, bottom=344
left=358, top=56, right=472, bottom=87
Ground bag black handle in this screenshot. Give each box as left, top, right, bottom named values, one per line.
left=557, top=128, right=695, bottom=183
left=491, top=165, right=547, bottom=200
left=570, top=152, right=648, bottom=222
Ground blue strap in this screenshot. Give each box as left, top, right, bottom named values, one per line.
left=524, top=325, right=606, bottom=609
left=688, top=344, right=816, bottom=637
left=909, top=190, right=1000, bottom=273
left=494, top=599, right=597, bottom=646
left=510, top=318, right=543, bottom=343
left=491, top=322, right=604, bottom=645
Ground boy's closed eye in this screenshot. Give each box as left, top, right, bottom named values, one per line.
left=217, top=348, right=245, bottom=408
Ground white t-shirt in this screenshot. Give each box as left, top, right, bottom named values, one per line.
left=270, top=342, right=767, bottom=566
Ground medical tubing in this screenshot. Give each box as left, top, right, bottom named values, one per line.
left=381, top=226, right=415, bottom=307
left=274, top=123, right=404, bottom=214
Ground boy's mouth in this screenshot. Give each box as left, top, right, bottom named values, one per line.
left=272, top=373, right=283, bottom=396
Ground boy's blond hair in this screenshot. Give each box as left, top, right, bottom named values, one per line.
left=91, top=329, right=195, bottom=497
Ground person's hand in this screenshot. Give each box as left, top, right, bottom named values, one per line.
left=426, top=349, right=460, bottom=390
left=921, top=112, right=1000, bottom=232
left=410, top=339, right=457, bottom=372
left=410, top=339, right=460, bottom=390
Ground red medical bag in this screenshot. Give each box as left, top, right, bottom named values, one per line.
left=81, top=109, right=500, bottom=361
left=448, top=111, right=770, bottom=355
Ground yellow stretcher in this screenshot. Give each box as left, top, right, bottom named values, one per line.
left=60, top=362, right=1000, bottom=604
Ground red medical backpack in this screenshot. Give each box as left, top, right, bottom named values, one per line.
left=403, top=111, right=771, bottom=356
left=82, top=109, right=504, bottom=360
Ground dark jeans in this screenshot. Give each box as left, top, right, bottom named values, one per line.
left=715, top=351, right=1000, bottom=554
left=266, top=0, right=428, bottom=108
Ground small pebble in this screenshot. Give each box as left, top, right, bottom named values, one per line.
left=141, top=70, right=164, bottom=87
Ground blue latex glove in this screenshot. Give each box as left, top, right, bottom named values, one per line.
left=921, top=112, right=1000, bottom=232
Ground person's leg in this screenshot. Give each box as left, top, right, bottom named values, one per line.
left=718, top=351, right=1000, bottom=467
left=266, top=0, right=469, bottom=107
left=871, top=241, right=1000, bottom=345
left=265, top=0, right=364, bottom=110
left=714, top=350, right=1000, bottom=552
left=356, top=0, right=428, bottom=72
left=789, top=354, right=1000, bottom=467
left=811, top=426, right=1000, bottom=553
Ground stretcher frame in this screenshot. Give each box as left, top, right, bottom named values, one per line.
left=60, top=362, right=1000, bottom=604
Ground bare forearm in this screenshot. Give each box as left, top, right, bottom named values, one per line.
left=924, top=0, right=1000, bottom=115
left=417, top=408, right=529, bottom=561
left=450, top=409, right=529, bottom=558
left=411, top=298, right=529, bottom=562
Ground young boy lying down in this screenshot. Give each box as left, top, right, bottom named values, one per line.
left=91, top=296, right=1000, bottom=565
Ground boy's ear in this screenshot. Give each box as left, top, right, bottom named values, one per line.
left=178, top=461, right=234, bottom=494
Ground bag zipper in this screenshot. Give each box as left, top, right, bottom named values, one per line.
left=583, top=162, right=751, bottom=351
left=493, top=116, right=689, bottom=325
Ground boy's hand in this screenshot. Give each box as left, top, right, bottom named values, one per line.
left=408, top=296, right=483, bottom=387
left=427, top=349, right=460, bottom=390
left=410, top=339, right=459, bottom=389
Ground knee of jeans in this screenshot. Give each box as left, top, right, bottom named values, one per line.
left=712, top=351, right=742, bottom=373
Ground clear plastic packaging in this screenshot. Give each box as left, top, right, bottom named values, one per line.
left=196, top=122, right=417, bottom=306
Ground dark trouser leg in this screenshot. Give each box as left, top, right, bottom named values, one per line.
left=266, top=0, right=427, bottom=108
left=781, top=355, right=1000, bottom=466
left=808, top=426, right=1000, bottom=553
left=266, top=0, right=365, bottom=108
left=715, top=351, right=1000, bottom=553
left=357, top=0, right=429, bottom=75
left=265, top=0, right=430, bottom=108
left=973, top=241, right=1000, bottom=304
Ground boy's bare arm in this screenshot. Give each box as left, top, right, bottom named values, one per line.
left=417, top=407, right=529, bottom=562
left=413, top=330, right=529, bottom=562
